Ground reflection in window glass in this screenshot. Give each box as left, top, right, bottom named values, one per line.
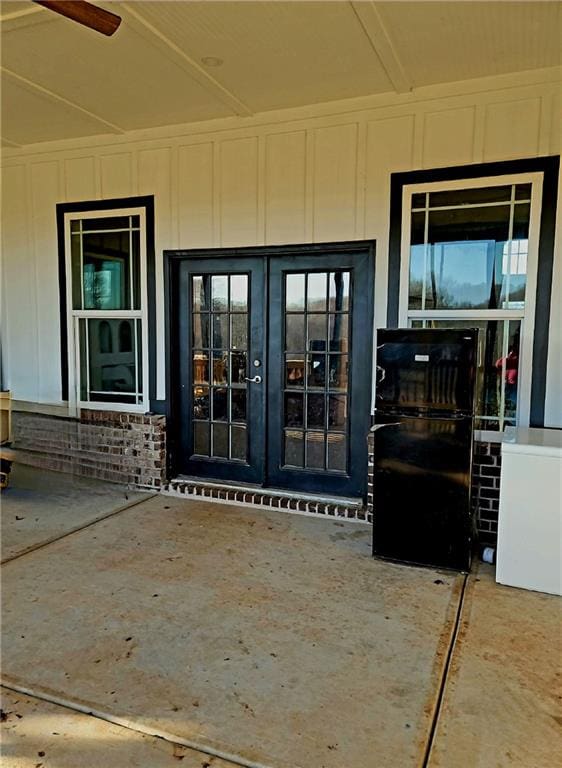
left=411, top=319, right=521, bottom=431
left=409, top=187, right=530, bottom=311
left=79, top=318, right=142, bottom=405
left=282, top=270, right=351, bottom=472
left=406, top=180, right=534, bottom=431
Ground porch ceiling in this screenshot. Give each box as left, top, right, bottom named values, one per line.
left=1, top=1, right=560, bottom=148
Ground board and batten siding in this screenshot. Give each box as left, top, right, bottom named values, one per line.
left=1, top=69, right=560, bottom=426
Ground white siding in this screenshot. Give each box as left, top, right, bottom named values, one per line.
left=1, top=70, right=560, bottom=424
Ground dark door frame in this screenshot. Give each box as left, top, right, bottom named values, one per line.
left=164, top=240, right=376, bottom=497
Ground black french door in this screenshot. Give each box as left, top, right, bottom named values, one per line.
left=167, top=242, right=374, bottom=498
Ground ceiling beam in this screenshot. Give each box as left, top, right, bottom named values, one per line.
left=351, top=1, right=412, bottom=94
left=1, top=67, right=126, bottom=134
left=0, top=5, right=44, bottom=22
left=120, top=2, right=253, bottom=118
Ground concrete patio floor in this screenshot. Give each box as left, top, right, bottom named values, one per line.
left=1, top=464, right=149, bottom=562
left=1, top=466, right=561, bottom=767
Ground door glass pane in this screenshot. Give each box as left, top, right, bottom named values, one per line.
left=307, top=314, right=326, bottom=350
left=193, top=422, right=210, bottom=456
left=329, top=271, right=350, bottom=312
left=327, top=434, right=347, bottom=471
left=212, top=352, right=228, bottom=385
left=284, top=430, right=304, bottom=467
left=212, top=423, right=228, bottom=458
left=306, top=432, right=325, bottom=469
left=211, top=276, right=228, bottom=311
left=231, top=314, right=248, bottom=350
left=307, top=393, right=325, bottom=429
left=192, top=275, right=209, bottom=312
left=286, top=273, right=305, bottom=311
left=231, top=389, right=247, bottom=422
left=307, top=273, right=327, bottom=311
left=192, top=314, right=209, bottom=348
left=285, top=314, right=305, bottom=352
left=285, top=393, right=304, bottom=427
left=282, top=270, right=351, bottom=473
left=285, top=355, right=305, bottom=388
left=231, top=426, right=246, bottom=461
left=193, top=352, right=209, bottom=385
left=190, top=273, right=250, bottom=462
left=212, top=387, right=228, bottom=421
left=212, top=314, right=229, bottom=348
left=328, top=355, right=348, bottom=391
left=230, top=275, right=248, bottom=311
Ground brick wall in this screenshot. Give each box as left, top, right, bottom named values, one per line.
left=471, top=440, right=502, bottom=544
left=12, top=410, right=166, bottom=489
left=366, top=433, right=502, bottom=546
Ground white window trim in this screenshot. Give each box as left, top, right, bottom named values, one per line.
left=64, top=207, right=149, bottom=416
left=398, top=172, right=544, bottom=430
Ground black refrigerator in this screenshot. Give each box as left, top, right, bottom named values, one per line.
left=372, top=328, right=478, bottom=571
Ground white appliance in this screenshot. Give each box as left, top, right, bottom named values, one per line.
left=496, top=427, right=562, bottom=596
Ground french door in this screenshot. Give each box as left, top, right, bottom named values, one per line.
left=167, top=242, right=374, bottom=498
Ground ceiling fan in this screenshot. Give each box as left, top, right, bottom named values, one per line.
left=33, top=1, right=121, bottom=36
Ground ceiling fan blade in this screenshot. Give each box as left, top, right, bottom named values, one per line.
left=33, top=1, right=121, bottom=36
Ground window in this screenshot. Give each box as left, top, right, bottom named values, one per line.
left=64, top=208, right=149, bottom=412
left=399, top=174, right=543, bottom=432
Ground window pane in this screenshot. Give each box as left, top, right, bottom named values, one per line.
left=71, top=235, right=83, bottom=309
left=212, top=314, right=229, bottom=349
left=328, top=314, right=348, bottom=353
left=79, top=318, right=140, bottom=404
left=307, top=314, right=326, bottom=351
left=408, top=194, right=532, bottom=310
left=212, top=352, right=228, bottom=385
left=82, top=231, right=133, bottom=310
left=212, top=387, right=228, bottom=421
left=411, top=319, right=521, bottom=430
left=79, top=216, right=132, bottom=231
left=428, top=186, right=511, bottom=207
left=307, top=393, right=325, bottom=429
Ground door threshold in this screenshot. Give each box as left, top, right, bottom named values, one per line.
left=162, top=477, right=367, bottom=523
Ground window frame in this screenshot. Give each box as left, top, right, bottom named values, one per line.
left=63, top=206, right=150, bottom=415
left=398, top=171, right=544, bottom=434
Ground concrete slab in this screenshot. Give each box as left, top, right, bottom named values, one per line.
left=0, top=687, right=238, bottom=767
left=0, top=464, right=149, bottom=562
left=1, top=495, right=463, bottom=768
left=429, top=564, right=562, bottom=768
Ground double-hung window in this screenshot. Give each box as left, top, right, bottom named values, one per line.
left=64, top=208, right=149, bottom=413
left=399, top=173, right=543, bottom=433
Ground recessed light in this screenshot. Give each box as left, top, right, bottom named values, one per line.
left=201, top=56, right=224, bottom=67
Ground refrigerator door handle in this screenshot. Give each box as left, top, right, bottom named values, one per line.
left=370, top=422, right=402, bottom=432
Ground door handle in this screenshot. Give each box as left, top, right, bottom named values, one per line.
left=245, top=375, right=262, bottom=384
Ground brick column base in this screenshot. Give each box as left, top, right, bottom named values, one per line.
left=12, top=410, right=166, bottom=489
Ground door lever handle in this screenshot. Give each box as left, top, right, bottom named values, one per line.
left=245, top=375, right=262, bottom=384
